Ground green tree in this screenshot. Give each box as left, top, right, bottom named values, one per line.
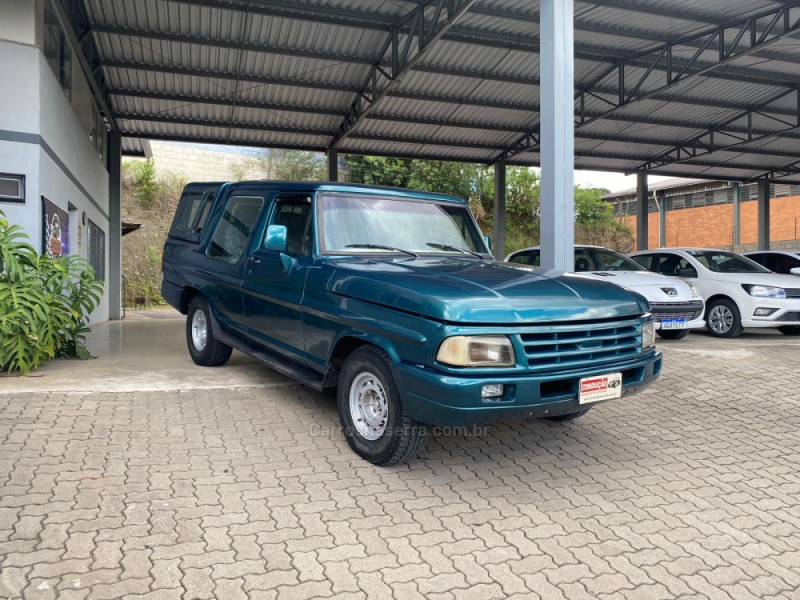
left=271, top=149, right=326, bottom=180
left=574, top=185, right=614, bottom=226
left=129, top=158, right=158, bottom=209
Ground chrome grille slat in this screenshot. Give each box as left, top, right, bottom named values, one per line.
left=518, top=319, right=643, bottom=373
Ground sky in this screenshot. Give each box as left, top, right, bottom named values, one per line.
left=573, top=170, right=673, bottom=194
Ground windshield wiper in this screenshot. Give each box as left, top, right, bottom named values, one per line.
left=345, top=244, right=418, bottom=258
left=426, top=242, right=483, bottom=259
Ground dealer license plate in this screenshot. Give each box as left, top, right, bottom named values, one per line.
left=579, top=372, right=622, bottom=404
left=661, top=318, right=688, bottom=330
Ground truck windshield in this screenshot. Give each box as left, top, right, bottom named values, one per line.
left=320, top=193, right=488, bottom=256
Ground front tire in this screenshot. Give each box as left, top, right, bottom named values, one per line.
left=706, top=299, right=744, bottom=338
left=778, top=325, right=800, bottom=336
left=657, top=329, right=690, bottom=340
left=186, top=296, right=232, bottom=366
left=337, top=346, right=426, bottom=466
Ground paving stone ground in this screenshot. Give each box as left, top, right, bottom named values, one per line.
left=1, top=330, right=799, bottom=599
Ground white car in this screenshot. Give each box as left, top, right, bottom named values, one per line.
left=743, top=250, right=800, bottom=276
left=630, top=248, right=800, bottom=338
left=506, top=245, right=705, bottom=339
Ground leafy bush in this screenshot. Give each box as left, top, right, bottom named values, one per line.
left=0, top=212, right=103, bottom=374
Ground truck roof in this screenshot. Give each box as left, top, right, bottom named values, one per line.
left=185, top=180, right=468, bottom=205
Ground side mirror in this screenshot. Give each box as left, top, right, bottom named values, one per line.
left=791, top=267, right=800, bottom=276
left=483, top=235, right=492, bottom=251
left=264, top=224, right=287, bottom=252
left=676, top=267, right=697, bottom=278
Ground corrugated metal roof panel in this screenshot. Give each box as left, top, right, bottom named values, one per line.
left=80, top=0, right=800, bottom=177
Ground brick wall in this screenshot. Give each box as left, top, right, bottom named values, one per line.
left=622, top=195, right=800, bottom=250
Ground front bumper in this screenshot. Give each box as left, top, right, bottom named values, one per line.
left=394, top=351, right=662, bottom=427
left=650, top=300, right=705, bottom=330
left=740, top=296, right=800, bottom=328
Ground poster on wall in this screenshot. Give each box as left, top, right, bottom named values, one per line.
left=42, top=196, right=69, bottom=257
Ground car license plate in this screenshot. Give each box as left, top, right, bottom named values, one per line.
left=579, top=372, right=622, bottom=404
left=661, top=318, right=688, bottom=330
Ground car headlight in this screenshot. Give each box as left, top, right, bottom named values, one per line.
left=437, top=335, right=515, bottom=367
left=743, top=284, right=786, bottom=299
left=642, top=319, right=656, bottom=350
left=687, top=282, right=701, bottom=298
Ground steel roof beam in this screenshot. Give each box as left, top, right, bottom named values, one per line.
left=636, top=87, right=800, bottom=170
left=495, top=3, right=800, bottom=163
left=110, top=89, right=346, bottom=116
left=103, top=60, right=359, bottom=93
left=116, top=113, right=507, bottom=150
left=329, top=0, right=477, bottom=149
left=92, top=24, right=376, bottom=65
left=109, top=88, right=529, bottom=132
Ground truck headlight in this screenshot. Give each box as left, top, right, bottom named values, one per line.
left=743, top=284, right=785, bottom=299
left=642, top=320, right=656, bottom=350
left=687, top=282, right=701, bottom=298
left=437, top=335, right=515, bottom=367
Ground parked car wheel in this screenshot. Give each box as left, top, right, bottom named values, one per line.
left=543, top=408, right=591, bottom=422
left=706, top=299, right=744, bottom=338
left=778, top=325, right=800, bottom=336
left=657, top=329, right=690, bottom=340
left=337, top=346, right=426, bottom=466
left=186, top=296, right=233, bottom=366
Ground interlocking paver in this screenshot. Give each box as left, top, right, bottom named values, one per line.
left=3, top=328, right=800, bottom=598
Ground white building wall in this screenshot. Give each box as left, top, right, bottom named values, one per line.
left=0, top=3, right=112, bottom=324
left=0, top=39, right=42, bottom=249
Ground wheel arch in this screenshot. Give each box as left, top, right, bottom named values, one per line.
left=705, top=293, right=738, bottom=314
left=179, top=286, right=204, bottom=314
left=323, top=333, right=400, bottom=388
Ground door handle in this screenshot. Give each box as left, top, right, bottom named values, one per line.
left=248, top=256, right=261, bottom=264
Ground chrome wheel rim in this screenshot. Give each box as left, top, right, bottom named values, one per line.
left=191, top=310, right=208, bottom=351
left=708, top=305, right=733, bottom=334
left=349, top=371, right=389, bottom=441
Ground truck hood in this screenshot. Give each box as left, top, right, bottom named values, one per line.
left=322, top=258, right=649, bottom=324
left=582, top=270, right=696, bottom=302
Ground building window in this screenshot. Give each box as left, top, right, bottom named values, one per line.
left=0, top=174, right=25, bottom=203
left=87, top=220, right=105, bottom=281
left=43, top=2, right=71, bottom=100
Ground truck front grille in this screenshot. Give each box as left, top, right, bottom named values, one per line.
left=518, top=318, right=643, bottom=374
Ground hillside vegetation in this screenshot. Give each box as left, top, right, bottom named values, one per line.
left=121, top=152, right=632, bottom=306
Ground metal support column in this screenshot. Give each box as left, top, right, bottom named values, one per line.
left=636, top=173, right=649, bottom=251
left=732, top=182, right=741, bottom=248
left=493, top=162, right=506, bottom=260
left=539, top=0, right=574, bottom=271
left=327, top=149, right=338, bottom=182
left=757, top=179, right=770, bottom=250
left=108, top=131, right=122, bottom=320
left=658, top=191, right=666, bottom=248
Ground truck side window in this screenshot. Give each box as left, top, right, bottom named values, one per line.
left=207, top=195, right=264, bottom=263
left=273, top=197, right=312, bottom=256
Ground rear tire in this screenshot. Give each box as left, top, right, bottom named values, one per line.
left=778, top=325, right=800, bottom=336
left=657, top=329, right=689, bottom=340
left=186, top=296, right=232, bottom=367
left=543, top=408, right=591, bottom=422
left=337, top=346, right=426, bottom=466
left=706, top=299, right=744, bottom=338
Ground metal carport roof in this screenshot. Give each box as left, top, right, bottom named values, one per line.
left=72, top=0, right=800, bottom=183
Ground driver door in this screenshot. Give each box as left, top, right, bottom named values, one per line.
left=241, top=193, right=314, bottom=364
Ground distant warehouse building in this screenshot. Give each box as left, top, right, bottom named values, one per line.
left=605, top=179, right=800, bottom=252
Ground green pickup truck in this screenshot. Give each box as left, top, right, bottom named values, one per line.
left=163, top=181, right=662, bottom=465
